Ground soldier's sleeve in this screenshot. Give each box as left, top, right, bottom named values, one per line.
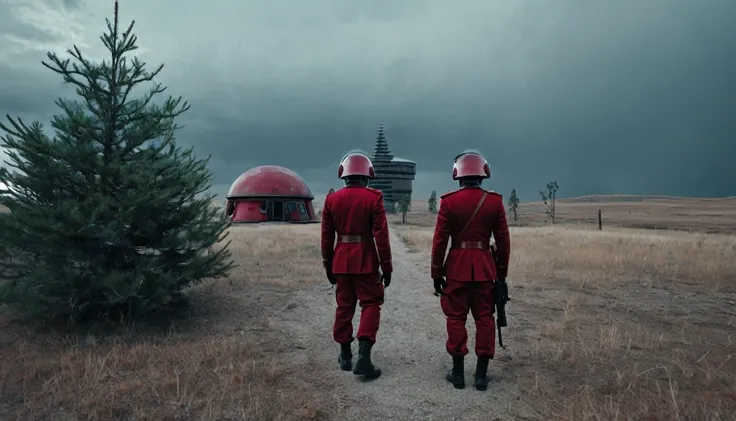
left=373, top=191, right=394, bottom=273
left=493, top=199, right=511, bottom=279
left=320, top=195, right=335, bottom=269
left=431, top=195, right=451, bottom=279
left=371, top=191, right=393, bottom=273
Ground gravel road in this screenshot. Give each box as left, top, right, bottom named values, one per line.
left=281, top=224, right=540, bottom=420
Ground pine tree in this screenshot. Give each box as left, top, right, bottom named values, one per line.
left=428, top=190, right=438, bottom=213
left=0, top=1, right=233, bottom=322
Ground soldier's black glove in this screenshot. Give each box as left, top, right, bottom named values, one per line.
left=381, top=271, right=392, bottom=288
left=433, top=277, right=447, bottom=295
left=325, top=260, right=337, bottom=285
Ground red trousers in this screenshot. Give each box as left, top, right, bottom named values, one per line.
left=333, top=273, right=384, bottom=345
left=440, top=279, right=496, bottom=358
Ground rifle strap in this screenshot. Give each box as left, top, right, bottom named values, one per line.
left=458, top=192, right=488, bottom=235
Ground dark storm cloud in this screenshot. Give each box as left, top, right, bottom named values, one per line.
left=60, top=0, right=82, bottom=10
left=2, top=0, right=735, bottom=201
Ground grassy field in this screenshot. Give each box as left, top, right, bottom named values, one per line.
left=393, top=195, right=736, bottom=234
left=0, top=224, right=331, bottom=421
left=1, top=196, right=735, bottom=420
left=397, top=196, right=736, bottom=419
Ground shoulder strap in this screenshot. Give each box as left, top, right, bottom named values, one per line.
left=458, top=192, right=487, bottom=235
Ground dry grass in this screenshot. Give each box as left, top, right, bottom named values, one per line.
left=397, top=196, right=736, bottom=234
left=0, top=332, right=325, bottom=421
left=223, top=223, right=325, bottom=287
left=3, top=195, right=735, bottom=420
left=398, top=218, right=736, bottom=420
left=0, top=223, right=329, bottom=421
left=402, top=225, right=736, bottom=291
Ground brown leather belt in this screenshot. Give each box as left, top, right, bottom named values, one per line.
left=338, top=235, right=373, bottom=243
left=451, top=241, right=491, bottom=250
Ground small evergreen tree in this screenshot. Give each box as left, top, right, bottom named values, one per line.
left=428, top=190, right=438, bottom=213
left=538, top=181, right=559, bottom=224
left=396, top=194, right=411, bottom=224
left=0, top=1, right=233, bottom=322
left=507, top=189, right=520, bottom=221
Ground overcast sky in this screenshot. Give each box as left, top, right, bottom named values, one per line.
left=1, top=0, right=734, bottom=201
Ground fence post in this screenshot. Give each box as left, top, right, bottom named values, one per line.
left=598, top=209, right=602, bottom=230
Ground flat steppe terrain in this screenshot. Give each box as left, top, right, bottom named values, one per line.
left=2, top=196, right=735, bottom=420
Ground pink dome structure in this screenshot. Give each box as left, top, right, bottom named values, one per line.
left=225, top=165, right=318, bottom=223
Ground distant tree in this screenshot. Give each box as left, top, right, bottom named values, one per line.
left=0, top=1, right=233, bottom=323
left=538, top=181, right=559, bottom=224
left=507, top=189, right=520, bottom=221
left=428, top=190, right=438, bottom=213
left=396, top=194, right=412, bottom=224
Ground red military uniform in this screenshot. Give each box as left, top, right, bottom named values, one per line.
left=321, top=185, right=393, bottom=346
left=431, top=185, right=511, bottom=359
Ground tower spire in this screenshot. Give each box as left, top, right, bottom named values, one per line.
left=372, top=124, right=393, bottom=162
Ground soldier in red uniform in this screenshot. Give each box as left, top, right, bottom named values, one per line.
left=321, top=150, right=393, bottom=380
left=430, top=150, right=511, bottom=391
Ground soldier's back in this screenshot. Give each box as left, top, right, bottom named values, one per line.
left=439, top=186, right=505, bottom=281
left=442, top=187, right=503, bottom=240
left=325, top=185, right=388, bottom=275
left=327, top=186, right=381, bottom=232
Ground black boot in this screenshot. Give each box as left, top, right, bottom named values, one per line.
left=445, top=356, right=465, bottom=389
left=352, top=339, right=381, bottom=379
left=474, top=356, right=490, bottom=391
left=338, top=342, right=352, bottom=371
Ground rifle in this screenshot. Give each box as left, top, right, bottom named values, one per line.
left=493, top=277, right=510, bottom=348
left=490, top=244, right=509, bottom=348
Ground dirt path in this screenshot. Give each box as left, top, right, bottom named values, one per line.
left=276, top=224, right=544, bottom=420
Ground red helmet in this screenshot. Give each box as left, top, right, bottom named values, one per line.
left=452, top=150, right=491, bottom=180
left=338, top=150, right=375, bottom=179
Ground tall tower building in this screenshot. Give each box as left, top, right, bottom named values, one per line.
left=369, top=124, right=417, bottom=210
